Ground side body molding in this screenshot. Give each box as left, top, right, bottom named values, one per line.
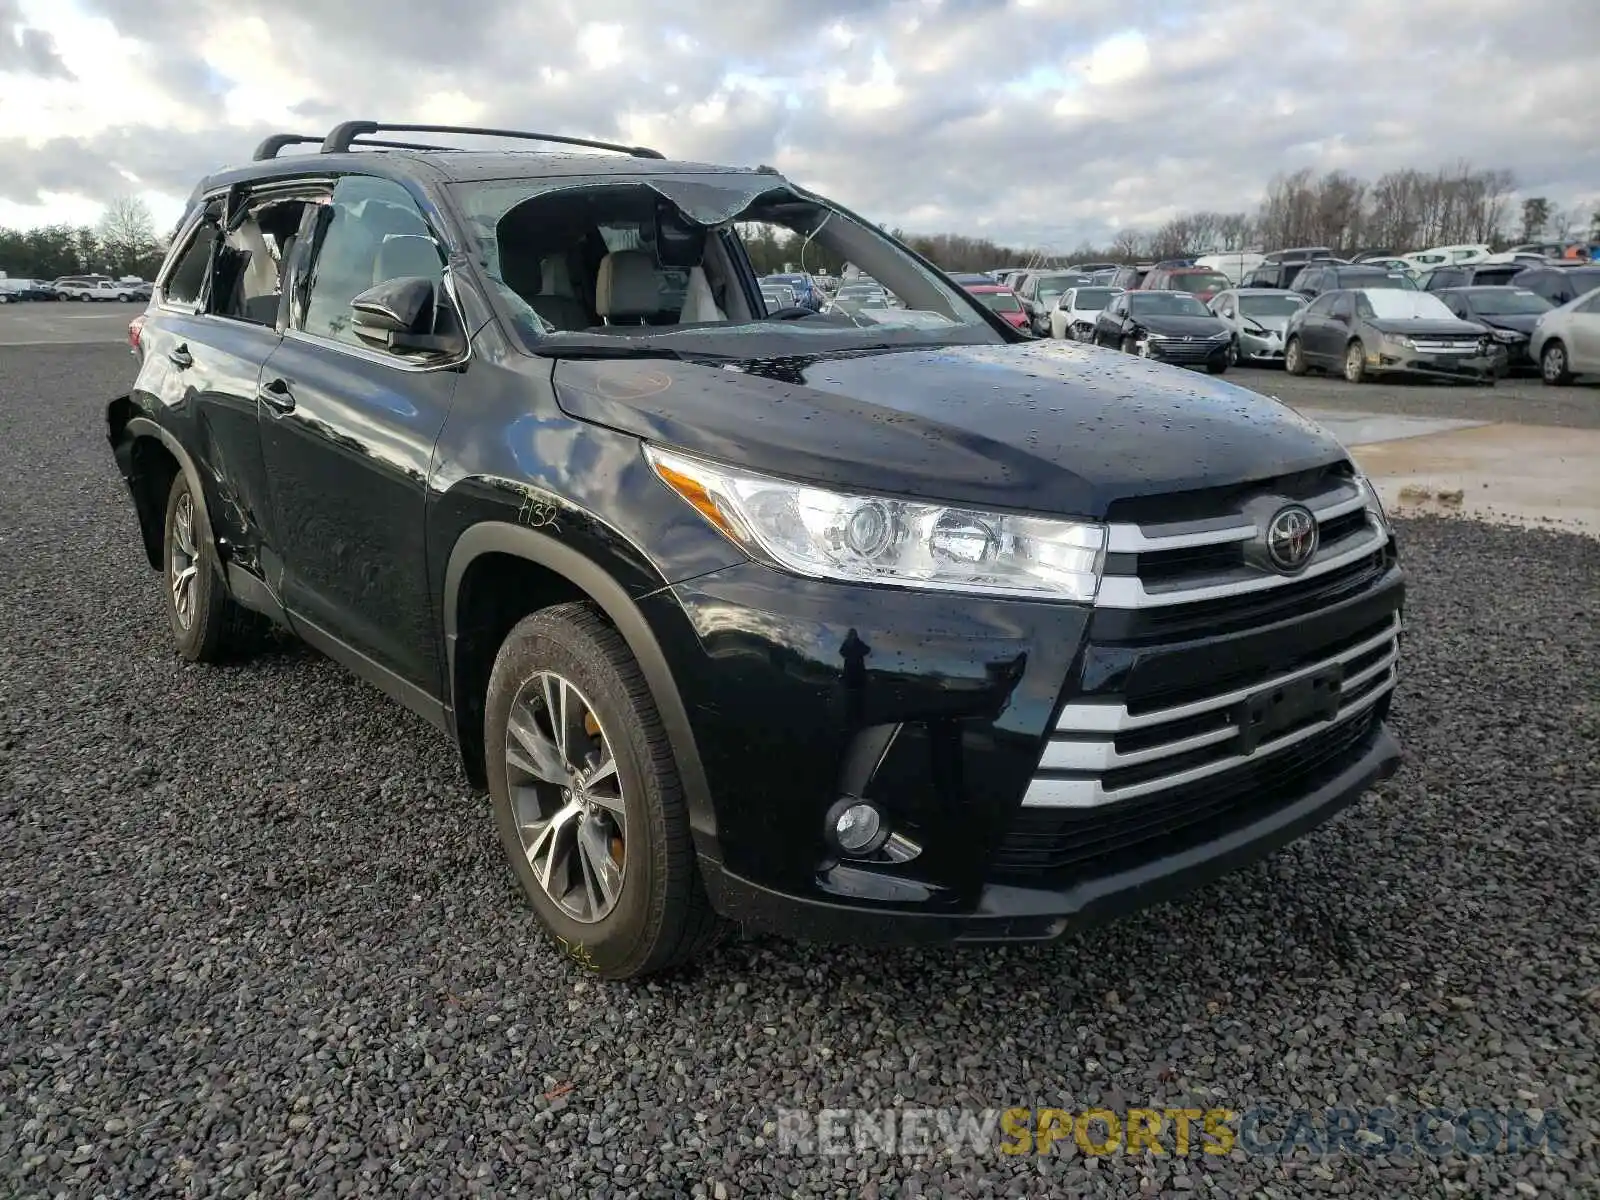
left=441, top=521, right=720, bottom=858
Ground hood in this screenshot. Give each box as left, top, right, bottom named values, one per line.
left=1128, top=313, right=1228, bottom=337
left=1366, top=318, right=1486, bottom=337
left=1475, top=313, right=1539, bottom=335
left=551, top=340, right=1347, bottom=519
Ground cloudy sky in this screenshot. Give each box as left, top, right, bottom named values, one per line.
left=2, top=0, right=1597, bottom=248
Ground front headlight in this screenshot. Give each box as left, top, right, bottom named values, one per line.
left=645, top=446, right=1107, bottom=601
left=1491, top=328, right=1521, bottom=343
left=1384, top=333, right=1416, bottom=351
left=1355, top=472, right=1390, bottom=533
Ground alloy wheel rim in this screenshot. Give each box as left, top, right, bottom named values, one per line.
left=1545, top=347, right=1564, bottom=380
left=169, top=492, right=199, bottom=630
left=1346, top=345, right=1362, bottom=380
left=506, top=671, right=627, bottom=924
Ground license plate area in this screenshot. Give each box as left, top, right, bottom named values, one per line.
left=1233, top=664, right=1343, bottom=754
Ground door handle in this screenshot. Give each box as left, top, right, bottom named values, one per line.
left=168, top=344, right=193, bottom=369
left=258, top=377, right=296, bottom=413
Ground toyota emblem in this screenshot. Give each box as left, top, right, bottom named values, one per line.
left=1265, top=505, right=1318, bottom=573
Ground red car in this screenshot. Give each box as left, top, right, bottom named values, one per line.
left=965, top=284, right=1028, bottom=329
left=1141, top=267, right=1232, bottom=304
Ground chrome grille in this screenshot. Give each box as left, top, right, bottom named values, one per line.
left=1146, top=334, right=1225, bottom=363
left=1408, top=337, right=1481, bottom=353
left=1098, top=475, right=1387, bottom=609
left=1023, top=614, right=1400, bottom=809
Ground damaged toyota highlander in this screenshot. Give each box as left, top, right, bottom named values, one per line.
left=107, top=122, right=1404, bottom=978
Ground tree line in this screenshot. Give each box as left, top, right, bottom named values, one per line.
left=897, top=162, right=1598, bottom=273
left=0, top=197, right=167, bottom=281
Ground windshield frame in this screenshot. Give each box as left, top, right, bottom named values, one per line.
left=1237, top=292, right=1308, bottom=318
left=1464, top=288, right=1553, bottom=316
left=444, top=171, right=1020, bottom=358
left=1357, top=288, right=1460, bottom=321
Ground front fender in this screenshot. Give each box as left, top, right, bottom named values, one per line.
left=442, top=521, right=720, bottom=858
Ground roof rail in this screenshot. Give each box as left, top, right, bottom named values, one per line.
left=252, top=132, right=488, bottom=161
left=319, top=121, right=665, bottom=159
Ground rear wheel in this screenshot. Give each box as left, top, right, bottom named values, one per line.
left=1344, top=340, right=1367, bottom=384
left=485, top=603, right=721, bottom=979
left=1285, top=336, right=1308, bottom=376
left=1541, top=340, right=1573, bottom=386
left=162, top=473, right=269, bottom=662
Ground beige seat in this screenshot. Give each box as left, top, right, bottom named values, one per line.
left=595, top=249, right=666, bottom=323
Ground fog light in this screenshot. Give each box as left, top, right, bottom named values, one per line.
left=824, top=797, right=890, bottom=856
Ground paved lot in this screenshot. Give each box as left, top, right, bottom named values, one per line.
left=3, top=343, right=1597, bottom=1198
left=0, top=302, right=138, bottom=346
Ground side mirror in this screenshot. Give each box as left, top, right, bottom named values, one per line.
left=350, top=276, right=466, bottom=356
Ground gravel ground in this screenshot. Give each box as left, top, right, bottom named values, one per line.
left=2, top=344, right=1598, bottom=1198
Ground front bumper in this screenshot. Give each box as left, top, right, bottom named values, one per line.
left=1369, top=347, right=1497, bottom=381
left=646, top=513, right=1405, bottom=944
left=702, top=720, right=1400, bottom=945
left=1239, top=330, right=1287, bottom=362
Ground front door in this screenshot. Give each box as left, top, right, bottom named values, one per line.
left=257, top=173, right=462, bottom=698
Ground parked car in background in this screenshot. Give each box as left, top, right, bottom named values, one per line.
left=1285, top=288, right=1496, bottom=384
left=1241, top=247, right=1337, bottom=290
left=1528, top=285, right=1600, bottom=385
left=963, top=283, right=1029, bottom=329
left=1208, top=288, right=1307, bottom=366
left=761, top=282, right=798, bottom=310
left=1108, top=262, right=1155, bottom=291
left=1400, top=244, right=1493, bottom=274
left=1092, top=290, right=1232, bottom=372
left=1015, top=271, right=1091, bottom=335
left=1511, top=264, right=1600, bottom=308
left=825, top=282, right=891, bottom=315
left=1048, top=285, right=1122, bottom=340
left=1432, top=286, right=1553, bottom=375
left=1062, top=261, right=1119, bottom=275
left=1194, top=252, right=1265, bottom=285
left=946, top=272, right=995, bottom=287
left=1140, top=266, right=1231, bottom=302
left=54, top=276, right=121, bottom=301
left=761, top=273, right=822, bottom=310
left=1292, top=263, right=1417, bottom=300
left=1424, top=261, right=1537, bottom=291
left=6, top=279, right=59, bottom=300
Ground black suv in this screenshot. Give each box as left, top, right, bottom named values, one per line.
left=1292, top=263, right=1416, bottom=300
left=107, top=121, right=1405, bottom=978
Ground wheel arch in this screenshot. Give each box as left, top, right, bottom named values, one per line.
left=108, top=406, right=207, bottom=572
left=442, top=521, right=719, bottom=857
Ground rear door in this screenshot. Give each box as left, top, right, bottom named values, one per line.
left=1295, top=293, right=1338, bottom=363
left=256, top=172, right=463, bottom=701
left=135, top=196, right=291, bottom=592
left=1568, top=291, right=1600, bottom=370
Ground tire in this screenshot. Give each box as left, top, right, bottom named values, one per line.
left=1227, top=338, right=1239, bottom=367
left=1120, top=336, right=1138, bottom=355
left=79, top=293, right=93, bottom=302
left=1207, top=358, right=1228, bottom=375
left=162, top=472, right=269, bottom=662
left=485, top=603, right=721, bottom=979
left=1541, top=340, right=1573, bottom=386
left=1285, top=336, right=1308, bottom=376
left=1344, top=340, right=1367, bottom=384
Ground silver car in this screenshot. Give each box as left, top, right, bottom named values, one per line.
left=1528, top=285, right=1600, bottom=385
left=1209, top=288, right=1308, bottom=366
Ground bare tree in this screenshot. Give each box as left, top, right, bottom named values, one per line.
left=97, top=195, right=160, bottom=277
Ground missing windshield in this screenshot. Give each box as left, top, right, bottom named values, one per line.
left=450, top=175, right=1002, bottom=357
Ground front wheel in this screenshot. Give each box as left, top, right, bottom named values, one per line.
left=1285, top=336, right=1308, bottom=376
left=79, top=294, right=93, bottom=302
left=1227, top=338, right=1239, bottom=367
left=1344, top=340, right=1367, bottom=384
left=485, top=604, right=721, bottom=979
left=1541, top=340, right=1573, bottom=386
left=1207, top=358, right=1229, bottom=375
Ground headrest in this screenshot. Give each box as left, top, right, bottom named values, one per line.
left=374, top=234, right=442, bottom=285
left=595, top=249, right=662, bottom=320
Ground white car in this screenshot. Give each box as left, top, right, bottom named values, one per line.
left=1528, top=285, right=1600, bottom=385
left=1049, top=285, right=1123, bottom=340
left=1400, top=244, right=1493, bottom=275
